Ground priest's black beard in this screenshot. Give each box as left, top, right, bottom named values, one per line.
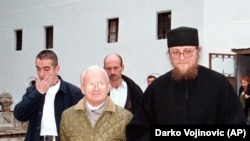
left=172, top=64, right=198, bottom=81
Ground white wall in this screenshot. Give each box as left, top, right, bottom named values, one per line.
left=1, top=0, right=249, bottom=110
left=203, top=0, right=250, bottom=60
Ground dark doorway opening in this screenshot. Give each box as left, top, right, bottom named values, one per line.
left=232, top=48, right=250, bottom=93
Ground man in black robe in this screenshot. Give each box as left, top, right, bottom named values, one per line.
left=126, top=26, right=246, bottom=141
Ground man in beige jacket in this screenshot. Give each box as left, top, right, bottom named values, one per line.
left=60, top=65, right=133, bottom=141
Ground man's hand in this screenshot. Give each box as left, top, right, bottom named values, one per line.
left=35, top=74, right=55, bottom=94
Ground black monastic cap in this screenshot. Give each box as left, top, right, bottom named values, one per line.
left=167, top=26, right=199, bottom=48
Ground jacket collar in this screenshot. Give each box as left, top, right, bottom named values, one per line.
left=74, top=96, right=116, bottom=113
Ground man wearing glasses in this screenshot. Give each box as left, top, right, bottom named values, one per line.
left=60, top=65, right=132, bottom=141
left=126, top=26, right=246, bottom=141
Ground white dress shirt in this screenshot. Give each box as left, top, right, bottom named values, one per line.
left=40, top=81, right=60, bottom=136
left=109, top=80, right=127, bottom=108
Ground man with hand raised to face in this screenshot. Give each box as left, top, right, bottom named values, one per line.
left=14, top=49, right=83, bottom=141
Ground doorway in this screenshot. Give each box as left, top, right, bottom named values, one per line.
left=232, top=48, right=250, bottom=93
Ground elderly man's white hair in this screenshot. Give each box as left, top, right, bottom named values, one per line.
left=80, top=65, right=109, bottom=84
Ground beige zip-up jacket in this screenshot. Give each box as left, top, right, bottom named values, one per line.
left=60, top=97, right=133, bottom=141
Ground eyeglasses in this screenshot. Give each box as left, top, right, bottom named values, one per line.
left=169, top=48, right=196, bottom=59
left=82, top=82, right=109, bottom=90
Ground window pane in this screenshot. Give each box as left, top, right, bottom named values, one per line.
left=157, top=12, right=171, bottom=39
left=108, top=18, right=119, bottom=43
left=46, top=26, right=53, bottom=49
left=16, top=30, right=22, bottom=51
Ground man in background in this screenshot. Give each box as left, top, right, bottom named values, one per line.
left=103, top=53, right=143, bottom=114
left=146, top=75, right=157, bottom=86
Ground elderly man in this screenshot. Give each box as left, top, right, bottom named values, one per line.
left=126, top=26, right=246, bottom=141
left=60, top=65, right=133, bottom=141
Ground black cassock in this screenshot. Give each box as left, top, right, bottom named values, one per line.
left=126, top=65, right=246, bottom=141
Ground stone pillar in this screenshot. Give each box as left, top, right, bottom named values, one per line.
left=0, top=92, right=13, bottom=112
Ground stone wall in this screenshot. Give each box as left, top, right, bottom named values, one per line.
left=0, top=112, right=27, bottom=140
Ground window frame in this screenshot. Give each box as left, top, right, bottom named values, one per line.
left=15, top=29, right=22, bottom=51
left=45, top=26, right=53, bottom=49
left=157, top=11, right=171, bottom=40
left=107, top=18, right=119, bottom=43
